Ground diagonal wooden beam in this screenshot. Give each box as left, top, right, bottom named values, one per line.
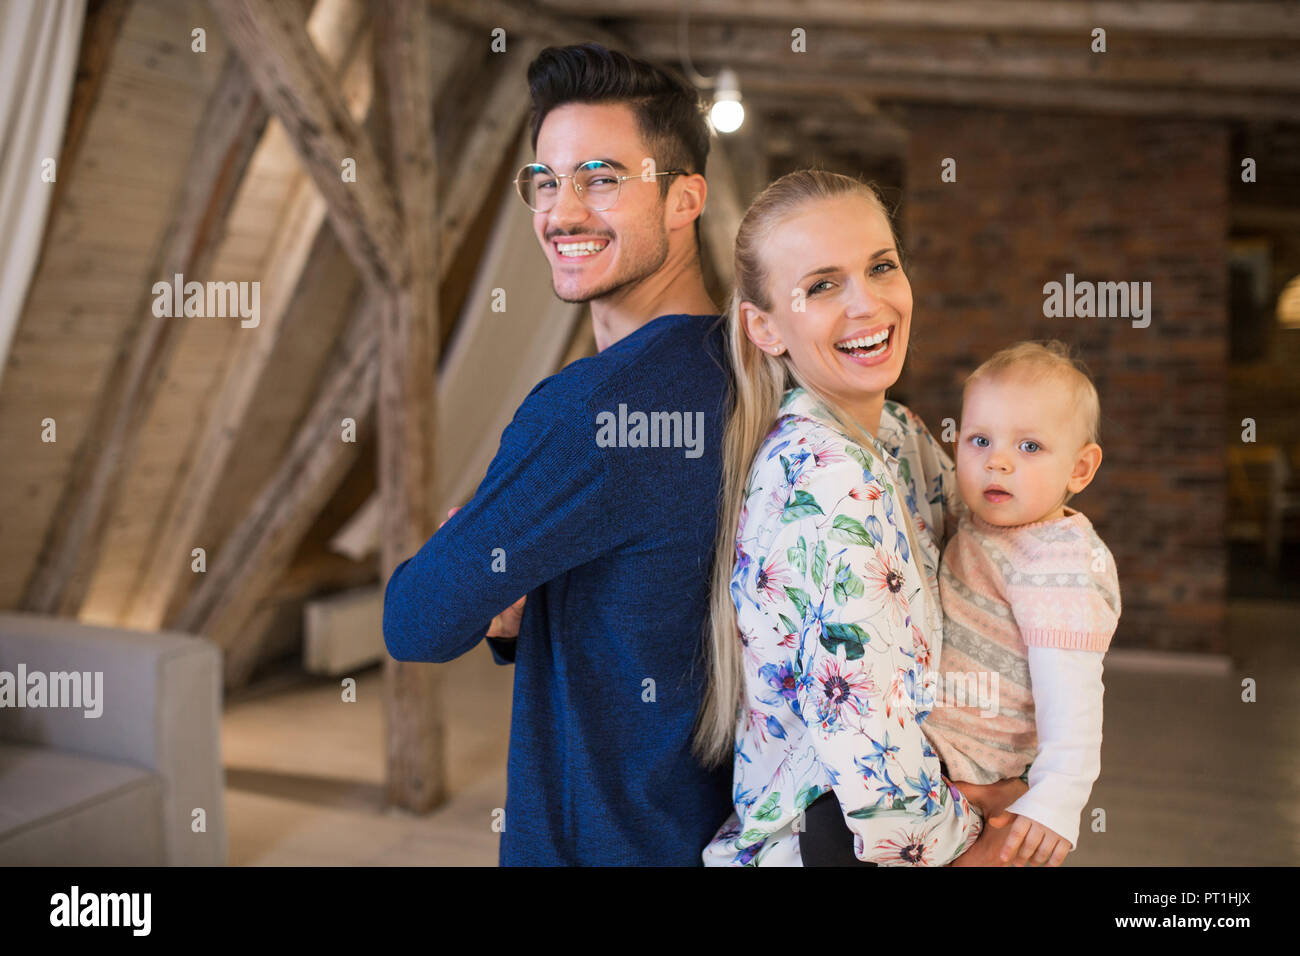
left=40, top=0, right=132, bottom=262
left=169, top=18, right=473, bottom=643
left=122, top=15, right=374, bottom=632
left=23, top=51, right=269, bottom=616
left=22, top=0, right=347, bottom=618
left=207, top=0, right=407, bottom=291
left=178, top=41, right=542, bottom=690
left=177, top=288, right=381, bottom=687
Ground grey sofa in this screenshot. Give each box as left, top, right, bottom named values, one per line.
left=0, top=611, right=226, bottom=865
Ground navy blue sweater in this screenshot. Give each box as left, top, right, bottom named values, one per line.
left=383, top=313, right=735, bottom=865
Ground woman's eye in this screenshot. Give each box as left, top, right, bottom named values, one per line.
left=1020, top=440, right=1040, bottom=453
left=872, top=260, right=898, bottom=275
left=809, top=279, right=832, bottom=295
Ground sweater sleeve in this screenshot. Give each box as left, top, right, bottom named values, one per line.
left=775, top=444, right=982, bottom=865
left=382, top=381, right=623, bottom=664
left=1007, top=534, right=1120, bottom=653
left=1003, top=645, right=1105, bottom=849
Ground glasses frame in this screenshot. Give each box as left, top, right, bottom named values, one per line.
left=515, top=159, right=688, bottom=213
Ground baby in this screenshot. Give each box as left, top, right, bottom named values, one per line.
left=921, top=339, right=1122, bottom=866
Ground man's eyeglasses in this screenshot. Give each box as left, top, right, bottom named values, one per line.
left=515, top=159, right=687, bottom=213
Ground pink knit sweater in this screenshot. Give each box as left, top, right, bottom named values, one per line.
left=921, top=505, right=1122, bottom=785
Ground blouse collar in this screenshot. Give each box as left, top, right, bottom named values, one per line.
left=778, top=386, right=906, bottom=466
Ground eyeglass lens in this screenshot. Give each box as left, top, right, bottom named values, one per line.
left=517, top=161, right=621, bottom=211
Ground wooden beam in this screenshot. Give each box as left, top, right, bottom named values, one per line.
left=176, top=39, right=543, bottom=690
left=22, top=51, right=269, bottom=616
left=700, top=137, right=744, bottom=290
left=119, top=11, right=373, bottom=631
left=206, top=0, right=407, bottom=291
left=179, top=291, right=381, bottom=686
left=22, top=0, right=352, bottom=618
left=719, top=65, right=1300, bottom=122
left=633, top=23, right=1300, bottom=93
left=373, top=0, right=444, bottom=813
left=308, top=128, right=583, bottom=567
left=43, top=0, right=133, bottom=241
left=439, top=0, right=625, bottom=48
left=539, top=0, right=1300, bottom=41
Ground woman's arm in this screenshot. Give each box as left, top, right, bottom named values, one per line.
left=771, top=435, right=983, bottom=865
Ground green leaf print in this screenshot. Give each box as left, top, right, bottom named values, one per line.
left=738, top=828, right=771, bottom=848
left=846, top=444, right=874, bottom=472
left=898, top=456, right=912, bottom=487
left=843, top=570, right=865, bottom=599
left=819, top=621, right=870, bottom=660
left=752, top=791, right=782, bottom=822
left=795, top=783, right=823, bottom=810
left=830, top=514, right=873, bottom=546
left=831, top=559, right=866, bottom=605
left=811, top=540, right=827, bottom=591
left=778, top=612, right=799, bottom=637
left=785, top=586, right=812, bottom=621
left=782, top=490, right=823, bottom=521
left=847, top=797, right=909, bottom=819
left=787, top=536, right=807, bottom=574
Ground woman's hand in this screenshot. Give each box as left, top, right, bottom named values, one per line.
left=440, top=507, right=526, bottom=639
left=951, top=776, right=1028, bottom=828
left=486, top=596, right=526, bottom=638
left=947, top=813, right=1016, bottom=866
left=996, top=815, right=1071, bottom=867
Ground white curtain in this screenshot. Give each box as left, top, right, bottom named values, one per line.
left=0, top=0, right=87, bottom=385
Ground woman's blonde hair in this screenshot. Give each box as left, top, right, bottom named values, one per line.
left=962, top=339, right=1101, bottom=506
left=691, top=168, right=921, bottom=769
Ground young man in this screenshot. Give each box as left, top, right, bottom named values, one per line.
left=382, top=43, right=734, bottom=865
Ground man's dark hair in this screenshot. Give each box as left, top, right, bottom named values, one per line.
left=526, top=43, right=710, bottom=247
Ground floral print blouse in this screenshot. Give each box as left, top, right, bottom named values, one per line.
left=701, top=387, right=984, bottom=866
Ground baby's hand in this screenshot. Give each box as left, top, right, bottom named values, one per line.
left=998, top=815, right=1071, bottom=867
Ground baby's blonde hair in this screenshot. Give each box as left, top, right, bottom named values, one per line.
left=962, top=339, right=1100, bottom=506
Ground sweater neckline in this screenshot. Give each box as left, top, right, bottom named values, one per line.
left=967, top=504, right=1084, bottom=533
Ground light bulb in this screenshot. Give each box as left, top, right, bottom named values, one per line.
left=711, top=98, right=744, bottom=133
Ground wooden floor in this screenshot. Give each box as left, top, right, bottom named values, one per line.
left=222, top=642, right=513, bottom=866
left=222, top=599, right=1300, bottom=866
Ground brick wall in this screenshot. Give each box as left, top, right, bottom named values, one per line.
left=891, top=105, right=1229, bottom=653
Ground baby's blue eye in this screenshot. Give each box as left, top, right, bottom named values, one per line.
left=1020, top=440, right=1040, bottom=453
left=971, top=436, right=989, bottom=448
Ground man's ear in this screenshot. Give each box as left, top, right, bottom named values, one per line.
left=740, top=301, right=783, bottom=354
left=669, top=172, right=707, bottom=231
left=1066, top=443, right=1103, bottom=494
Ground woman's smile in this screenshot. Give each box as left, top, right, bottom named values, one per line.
left=833, top=322, right=896, bottom=366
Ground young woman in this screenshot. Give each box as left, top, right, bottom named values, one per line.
left=695, top=169, right=1023, bottom=866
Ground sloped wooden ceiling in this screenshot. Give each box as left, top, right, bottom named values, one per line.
left=0, top=0, right=565, bottom=658
left=0, top=0, right=232, bottom=608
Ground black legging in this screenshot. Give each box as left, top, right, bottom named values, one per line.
left=799, top=790, right=879, bottom=866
